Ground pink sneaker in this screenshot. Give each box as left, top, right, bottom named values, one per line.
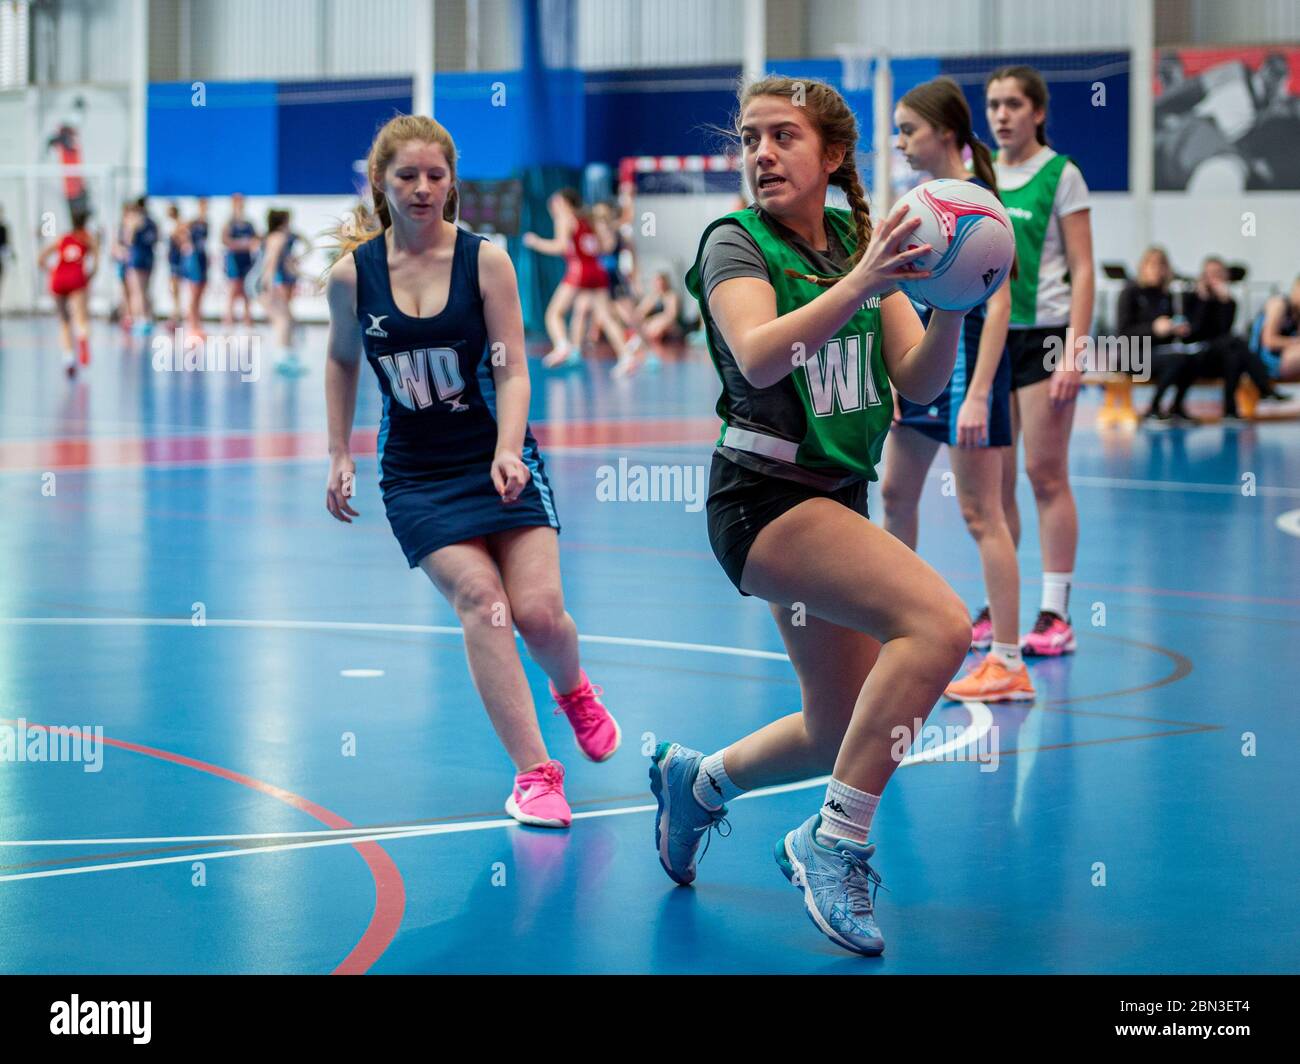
left=970, top=605, right=993, bottom=650
left=506, top=760, right=572, bottom=828
left=1021, top=610, right=1077, bottom=657
left=551, top=669, right=621, bottom=762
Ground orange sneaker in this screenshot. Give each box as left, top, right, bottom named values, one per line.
left=944, top=654, right=1035, bottom=703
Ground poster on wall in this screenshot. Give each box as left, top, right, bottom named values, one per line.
left=1155, top=46, right=1300, bottom=191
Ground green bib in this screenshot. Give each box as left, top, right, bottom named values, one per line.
left=995, top=150, right=1070, bottom=326
left=685, top=208, right=892, bottom=481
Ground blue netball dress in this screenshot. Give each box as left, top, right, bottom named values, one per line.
left=895, top=178, right=1012, bottom=448
left=225, top=219, right=256, bottom=279
left=353, top=227, right=561, bottom=568
left=274, top=232, right=298, bottom=285
left=129, top=216, right=157, bottom=272
left=184, top=219, right=208, bottom=283
left=167, top=229, right=184, bottom=277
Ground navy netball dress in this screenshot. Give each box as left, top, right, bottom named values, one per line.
left=184, top=219, right=208, bottom=283
left=353, top=227, right=561, bottom=568
left=225, top=219, right=256, bottom=280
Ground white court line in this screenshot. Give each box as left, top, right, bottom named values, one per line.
left=0, top=614, right=991, bottom=881
left=1277, top=509, right=1300, bottom=538
left=0, top=616, right=791, bottom=661
left=4, top=443, right=1298, bottom=497
left=924, top=468, right=1300, bottom=499
left=0, top=703, right=993, bottom=857
left=0, top=441, right=710, bottom=477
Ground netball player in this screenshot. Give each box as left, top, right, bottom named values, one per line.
left=165, top=203, right=185, bottom=328
left=652, top=76, right=972, bottom=956
left=986, top=66, right=1094, bottom=656
left=38, top=207, right=97, bottom=375
left=111, top=201, right=132, bottom=330
left=523, top=189, right=632, bottom=370
left=592, top=200, right=647, bottom=377
left=262, top=209, right=304, bottom=374
left=324, top=115, right=620, bottom=828
left=222, top=193, right=258, bottom=327
left=183, top=197, right=210, bottom=336
left=125, top=196, right=158, bottom=336
left=882, top=77, right=1033, bottom=703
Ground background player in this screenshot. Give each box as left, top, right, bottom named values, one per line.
left=39, top=206, right=97, bottom=376
left=882, top=76, right=1032, bottom=704
left=986, top=65, right=1094, bottom=657
left=324, top=114, right=621, bottom=828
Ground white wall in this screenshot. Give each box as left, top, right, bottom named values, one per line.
left=808, top=0, right=1135, bottom=58
left=1190, top=0, right=1300, bottom=45
left=575, top=0, right=747, bottom=69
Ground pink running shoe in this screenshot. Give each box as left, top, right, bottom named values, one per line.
left=551, top=669, right=621, bottom=762
left=506, top=760, right=572, bottom=828
left=1021, top=610, right=1077, bottom=657
left=970, top=605, right=993, bottom=650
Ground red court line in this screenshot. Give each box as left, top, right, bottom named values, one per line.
left=0, top=419, right=720, bottom=473
left=3, top=720, right=405, bottom=975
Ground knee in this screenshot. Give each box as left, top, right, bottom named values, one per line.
left=452, top=575, right=509, bottom=628
left=959, top=500, right=1005, bottom=542
left=512, top=592, right=568, bottom=644
left=1025, top=458, right=1068, bottom=501
left=880, top=475, right=917, bottom=521
left=930, top=594, right=974, bottom=672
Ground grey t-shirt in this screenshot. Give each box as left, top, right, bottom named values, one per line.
left=698, top=207, right=895, bottom=489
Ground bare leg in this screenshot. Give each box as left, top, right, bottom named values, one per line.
left=738, top=498, right=970, bottom=795
left=1002, top=390, right=1022, bottom=549
left=722, top=604, right=880, bottom=789
left=880, top=424, right=941, bottom=551
left=543, top=283, right=576, bottom=356
left=951, top=445, right=1020, bottom=646
left=1016, top=378, right=1079, bottom=575
left=488, top=525, right=582, bottom=695
left=418, top=539, right=551, bottom=771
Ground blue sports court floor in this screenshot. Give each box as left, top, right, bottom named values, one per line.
left=1, top=318, right=1297, bottom=974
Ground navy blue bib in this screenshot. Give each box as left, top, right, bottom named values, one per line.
left=354, top=227, right=502, bottom=478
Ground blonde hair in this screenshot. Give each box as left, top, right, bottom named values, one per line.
left=734, top=75, right=872, bottom=288
left=330, top=114, right=460, bottom=260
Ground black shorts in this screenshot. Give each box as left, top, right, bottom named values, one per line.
left=706, top=452, right=868, bottom=597
left=1008, top=325, right=1069, bottom=391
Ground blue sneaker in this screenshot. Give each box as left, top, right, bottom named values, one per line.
left=649, top=741, right=730, bottom=886
left=774, top=814, right=886, bottom=956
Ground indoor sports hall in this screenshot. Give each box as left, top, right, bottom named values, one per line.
left=0, top=0, right=1296, bottom=979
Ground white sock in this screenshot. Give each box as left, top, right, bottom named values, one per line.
left=815, top=778, right=880, bottom=846
left=990, top=641, right=1023, bottom=670
left=693, top=750, right=743, bottom=811
left=1041, top=571, right=1072, bottom=618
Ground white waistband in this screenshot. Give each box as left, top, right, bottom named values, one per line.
left=722, top=425, right=799, bottom=464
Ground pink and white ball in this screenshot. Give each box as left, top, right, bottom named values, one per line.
left=894, top=178, right=1015, bottom=312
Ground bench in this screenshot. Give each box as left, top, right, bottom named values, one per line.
left=1087, top=373, right=1262, bottom=428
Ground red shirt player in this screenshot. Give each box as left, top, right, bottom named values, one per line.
left=39, top=208, right=98, bottom=375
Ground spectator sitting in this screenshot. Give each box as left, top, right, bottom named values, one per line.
left=636, top=271, right=682, bottom=343
left=1116, top=246, right=1193, bottom=422
left=1165, top=257, right=1286, bottom=419
left=1248, top=275, right=1300, bottom=389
